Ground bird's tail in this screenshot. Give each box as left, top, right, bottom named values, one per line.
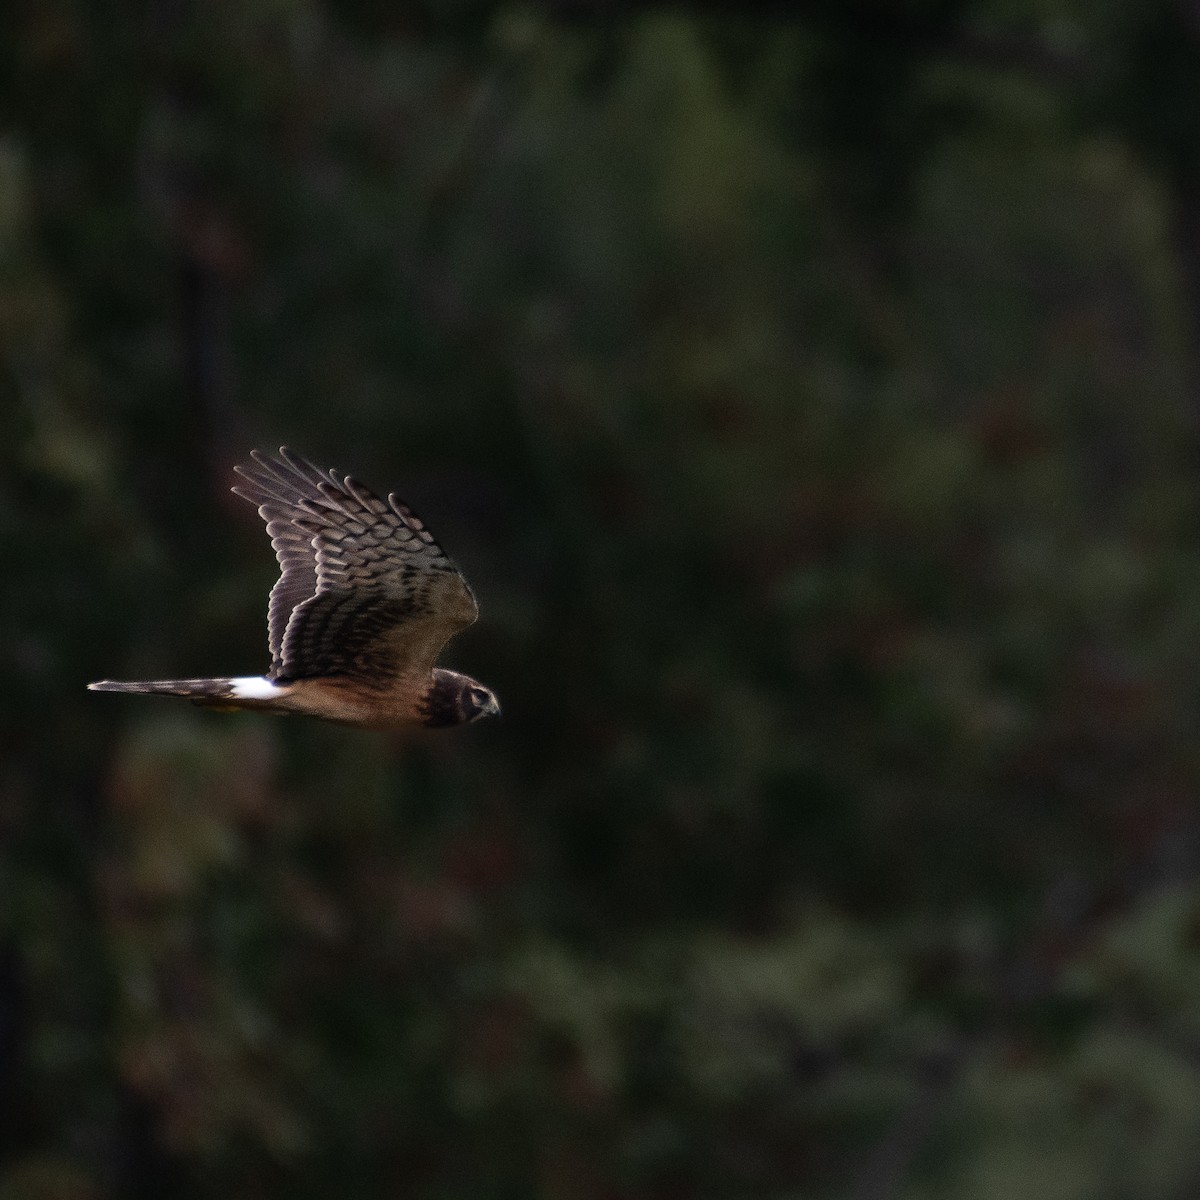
left=87, top=676, right=279, bottom=711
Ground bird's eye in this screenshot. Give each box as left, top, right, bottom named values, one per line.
left=467, top=687, right=488, bottom=709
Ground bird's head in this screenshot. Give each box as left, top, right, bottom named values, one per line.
left=421, top=669, right=501, bottom=727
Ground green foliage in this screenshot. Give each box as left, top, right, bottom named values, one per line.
left=5, top=2, right=1200, bottom=1197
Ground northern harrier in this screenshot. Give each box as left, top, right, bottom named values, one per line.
left=89, top=449, right=500, bottom=729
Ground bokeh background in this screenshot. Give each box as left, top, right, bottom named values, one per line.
left=6, top=2, right=1200, bottom=1197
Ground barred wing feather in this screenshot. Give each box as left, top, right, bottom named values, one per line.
left=231, top=448, right=477, bottom=685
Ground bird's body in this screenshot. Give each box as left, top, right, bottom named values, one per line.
left=88, top=449, right=499, bottom=730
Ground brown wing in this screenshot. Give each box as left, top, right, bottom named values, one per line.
left=231, top=448, right=478, bottom=685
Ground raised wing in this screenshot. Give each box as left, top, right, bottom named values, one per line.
left=231, top=448, right=478, bottom=685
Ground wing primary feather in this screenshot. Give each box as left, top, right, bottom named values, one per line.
left=231, top=448, right=480, bottom=685
left=278, top=447, right=341, bottom=490
left=344, top=478, right=388, bottom=513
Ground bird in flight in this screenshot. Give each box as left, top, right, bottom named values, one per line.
left=89, top=449, right=500, bottom=730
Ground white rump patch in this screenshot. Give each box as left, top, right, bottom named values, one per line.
left=230, top=676, right=283, bottom=700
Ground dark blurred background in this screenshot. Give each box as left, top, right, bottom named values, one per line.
left=5, top=1, right=1200, bottom=1197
